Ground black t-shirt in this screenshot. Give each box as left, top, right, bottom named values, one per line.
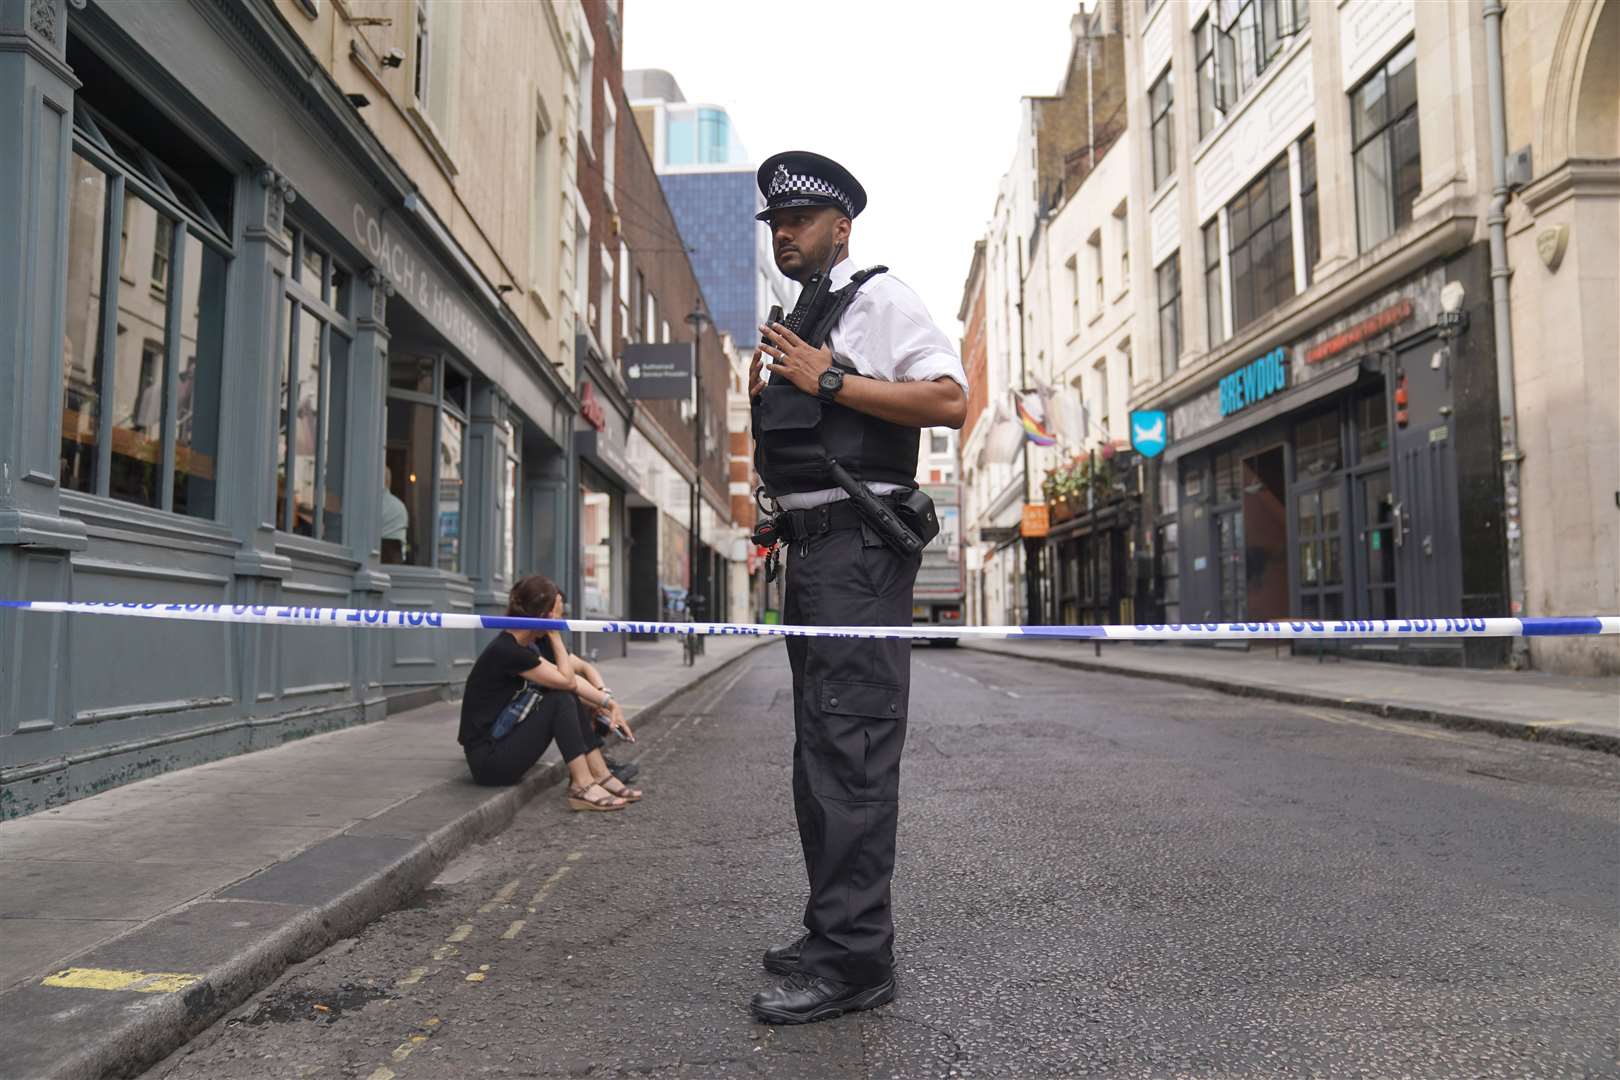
left=459, top=632, right=543, bottom=746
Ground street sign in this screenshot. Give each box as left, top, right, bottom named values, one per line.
left=622, top=343, right=693, bottom=400
left=1130, top=409, right=1167, bottom=458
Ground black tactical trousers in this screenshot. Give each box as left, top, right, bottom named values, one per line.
left=783, top=520, right=919, bottom=985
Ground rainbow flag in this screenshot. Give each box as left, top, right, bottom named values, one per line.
left=1015, top=394, right=1056, bottom=446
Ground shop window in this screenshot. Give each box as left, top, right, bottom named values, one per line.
left=1149, top=71, right=1175, bottom=189
left=1156, top=252, right=1182, bottom=374
left=275, top=226, right=354, bottom=542
left=1227, top=153, right=1294, bottom=332
left=1356, top=389, right=1389, bottom=461
left=384, top=353, right=468, bottom=571
left=1294, top=409, right=1342, bottom=477
left=1352, top=40, right=1420, bottom=251
left=1296, top=483, right=1345, bottom=613
left=498, top=418, right=522, bottom=583
left=60, top=98, right=229, bottom=520
left=581, top=467, right=618, bottom=616
left=930, top=432, right=950, bottom=454
left=1203, top=219, right=1226, bottom=348
left=1298, top=130, right=1320, bottom=287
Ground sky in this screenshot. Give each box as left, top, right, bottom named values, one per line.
left=622, top=0, right=1082, bottom=339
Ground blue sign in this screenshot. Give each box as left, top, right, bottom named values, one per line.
left=1130, top=410, right=1167, bottom=458
left=1219, top=347, right=1290, bottom=416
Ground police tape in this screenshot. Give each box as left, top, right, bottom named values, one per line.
left=2, top=601, right=1617, bottom=642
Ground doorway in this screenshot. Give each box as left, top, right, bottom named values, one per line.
left=1242, top=446, right=1288, bottom=620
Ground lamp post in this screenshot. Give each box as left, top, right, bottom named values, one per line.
left=684, top=300, right=710, bottom=663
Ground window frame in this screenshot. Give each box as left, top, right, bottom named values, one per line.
left=62, top=104, right=233, bottom=518
left=384, top=351, right=472, bottom=573
left=1203, top=217, right=1226, bottom=348
left=1350, top=39, right=1421, bottom=252
left=1149, top=70, right=1176, bottom=189
left=1225, top=152, right=1295, bottom=333
left=1298, top=128, right=1320, bottom=286
left=275, top=224, right=357, bottom=543
left=1156, top=251, right=1182, bottom=375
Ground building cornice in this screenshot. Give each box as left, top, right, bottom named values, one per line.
left=1519, top=159, right=1620, bottom=215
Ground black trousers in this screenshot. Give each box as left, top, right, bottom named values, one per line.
left=465, top=693, right=603, bottom=787
left=783, top=522, right=919, bottom=985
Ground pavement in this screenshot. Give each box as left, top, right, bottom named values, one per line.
left=959, top=638, right=1620, bottom=753
left=0, top=634, right=771, bottom=1080
left=140, top=642, right=1618, bottom=1079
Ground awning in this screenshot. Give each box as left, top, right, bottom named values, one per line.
left=1162, top=362, right=1366, bottom=464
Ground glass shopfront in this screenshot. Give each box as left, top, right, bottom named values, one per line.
left=579, top=464, right=622, bottom=619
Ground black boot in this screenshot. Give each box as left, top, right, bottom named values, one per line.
left=762, top=933, right=808, bottom=976
left=749, top=971, right=895, bottom=1025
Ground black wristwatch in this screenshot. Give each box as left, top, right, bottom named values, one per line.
left=817, top=365, right=844, bottom=402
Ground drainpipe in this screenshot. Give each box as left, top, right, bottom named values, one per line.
left=1482, top=0, right=1530, bottom=668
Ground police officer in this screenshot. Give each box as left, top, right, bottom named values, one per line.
left=747, top=151, right=967, bottom=1024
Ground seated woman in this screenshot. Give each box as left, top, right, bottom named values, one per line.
left=459, top=575, right=641, bottom=811
left=531, top=589, right=640, bottom=788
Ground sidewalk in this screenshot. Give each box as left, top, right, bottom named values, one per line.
left=962, top=638, right=1620, bottom=753
left=0, top=634, right=777, bottom=1080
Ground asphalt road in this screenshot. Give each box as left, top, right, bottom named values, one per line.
left=148, top=643, right=1620, bottom=1080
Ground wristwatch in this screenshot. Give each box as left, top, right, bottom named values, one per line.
left=817, top=365, right=844, bottom=402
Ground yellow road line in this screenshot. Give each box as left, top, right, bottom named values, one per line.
left=477, top=879, right=522, bottom=913
left=1301, top=708, right=1467, bottom=743
left=396, top=966, right=429, bottom=987
left=465, top=964, right=490, bottom=983
left=501, top=919, right=526, bottom=940
left=430, top=945, right=458, bottom=961
left=41, top=967, right=201, bottom=993
left=527, top=864, right=572, bottom=907
left=445, top=923, right=473, bottom=943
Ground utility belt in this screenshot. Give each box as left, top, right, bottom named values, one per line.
left=773, top=495, right=902, bottom=544
left=751, top=461, right=940, bottom=583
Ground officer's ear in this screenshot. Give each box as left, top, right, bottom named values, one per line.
left=833, top=214, right=852, bottom=247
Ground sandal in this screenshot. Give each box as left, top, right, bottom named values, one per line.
left=593, top=773, right=642, bottom=802
left=567, top=782, right=627, bottom=812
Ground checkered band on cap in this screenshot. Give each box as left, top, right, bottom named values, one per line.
left=767, top=164, right=854, bottom=217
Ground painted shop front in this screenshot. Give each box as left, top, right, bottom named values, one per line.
left=1161, top=258, right=1509, bottom=666
left=0, top=1, right=577, bottom=816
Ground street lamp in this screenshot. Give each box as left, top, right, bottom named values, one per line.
left=684, top=300, right=710, bottom=661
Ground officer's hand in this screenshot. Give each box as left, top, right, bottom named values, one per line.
left=759, top=322, right=833, bottom=396
left=748, top=347, right=766, bottom=398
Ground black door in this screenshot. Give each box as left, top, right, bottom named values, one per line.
left=1390, top=338, right=1463, bottom=617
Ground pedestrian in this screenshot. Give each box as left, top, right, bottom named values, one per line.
left=459, top=575, right=639, bottom=810
left=535, top=587, right=641, bottom=787
left=747, top=151, right=968, bottom=1024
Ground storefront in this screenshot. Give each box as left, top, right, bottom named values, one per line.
left=1038, top=450, right=1151, bottom=627
left=0, top=1, right=576, bottom=815
left=1160, top=260, right=1508, bottom=666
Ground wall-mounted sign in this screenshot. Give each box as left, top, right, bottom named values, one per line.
left=1304, top=299, right=1413, bottom=365
left=1219, top=347, right=1289, bottom=417
left=1020, top=503, right=1050, bottom=539
left=579, top=381, right=607, bottom=432
left=1130, top=410, right=1168, bottom=458
left=622, top=343, right=694, bottom=401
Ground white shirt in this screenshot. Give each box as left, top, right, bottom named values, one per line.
left=773, top=258, right=967, bottom=511
left=380, top=489, right=409, bottom=542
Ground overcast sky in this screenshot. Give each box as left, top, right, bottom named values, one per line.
left=622, top=0, right=1081, bottom=339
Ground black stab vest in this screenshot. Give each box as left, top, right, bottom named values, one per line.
left=752, top=267, right=922, bottom=498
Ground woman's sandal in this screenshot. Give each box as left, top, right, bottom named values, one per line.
left=567, top=782, right=627, bottom=812
left=593, top=773, right=642, bottom=802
